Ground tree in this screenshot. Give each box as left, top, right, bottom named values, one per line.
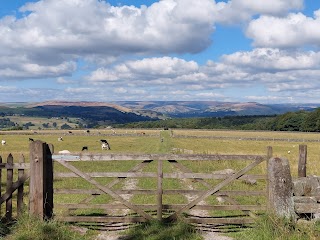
left=60, top=123, right=72, bottom=129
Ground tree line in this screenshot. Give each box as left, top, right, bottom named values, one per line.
left=119, top=108, right=320, bottom=132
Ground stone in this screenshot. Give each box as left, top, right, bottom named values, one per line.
left=268, top=157, right=296, bottom=220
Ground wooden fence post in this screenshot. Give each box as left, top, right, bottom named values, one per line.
left=17, top=154, right=25, bottom=216
left=268, top=157, right=296, bottom=220
left=157, top=159, right=163, bottom=221
left=298, top=145, right=307, bottom=178
left=29, top=141, right=53, bottom=220
left=6, top=154, right=13, bottom=220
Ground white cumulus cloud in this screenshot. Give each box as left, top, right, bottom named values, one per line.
left=246, top=10, right=320, bottom=48
left=213, top=0, right=303, bottom=24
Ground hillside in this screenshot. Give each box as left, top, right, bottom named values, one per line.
left=0, top=101, right=319, bottom=130
left=0, top=102, right=155, bottom=129
left=114, top=101, right=319, bottom=118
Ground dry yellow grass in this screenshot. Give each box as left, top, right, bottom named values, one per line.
left=0, top=128, right=317, bottom=177
left=171, top=129, right=320, bottom=177
left=1, top=128, right=316, bottom=224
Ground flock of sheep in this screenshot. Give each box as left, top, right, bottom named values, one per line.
left=1, top=136, right=111, bottom=152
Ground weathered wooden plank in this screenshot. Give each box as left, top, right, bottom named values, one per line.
left=167, top=157, right=265, bottom=221
left=55, top=203, right=266, bottom=211
left=157, top=159, right=163, bottom=221
left=29, top=140, right=49, bottom=219
left=185, top=217, right=255, bottom=225
left=44, top=144, right=54, bottom=219
left=6, top=154, right=13, bottom=220
left=164, top=173, right=266, bottom=180
left=221, top=196, right=257, bottom=219
left=59, top=216, right=148, bottom=223
left=79, top=160, right=153, bottom=204
left=294, top=203, right=320, bottom=213
left=105, top=160, right=152, bottom=189
left=0, top=173, right=30, bottom=204
left=298, top=145, right=307, bottom=178
left=294, top=196, right=320, bottom=202
left=54, top=172, right=157, bottom=178
left=54, top=188, right=266, bottom=196
left=52, top=153, right=265, bottom=162
left=54, top=171, right=266, bottom=180
left=56, top=159, right=153, bottom=221
left=17, top=155, right=25, bottom=216
left=168, top=158, right=258, bottom=219
left=0, top=163, right=30, bottom=169
left=168, top=160, right=211, bottom=188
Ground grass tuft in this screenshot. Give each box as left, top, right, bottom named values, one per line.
left=124, top=220, right=203, bottom=240
left=233, top=214, right=320, bottom=240
left=4, top=214, right=92, bottom=240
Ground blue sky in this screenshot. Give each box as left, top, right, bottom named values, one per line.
left=0, top=0, right=320, bottom=103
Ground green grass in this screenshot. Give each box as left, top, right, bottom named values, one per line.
left=3, top=213, right=94, bottom=240
left=232, top=214, right=320, bottom=240
left=1, top=128, right=320, bottom=239
left=123, top=220, right=203, bottom=240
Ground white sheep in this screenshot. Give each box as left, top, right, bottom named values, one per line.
left=101, top=143, right=110, bottom=150
left=1, top=140, right=6, bottom=145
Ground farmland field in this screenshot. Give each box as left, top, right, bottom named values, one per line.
left=0, top=128, right=319, bottom=222
left=0, top=127, right=318, bottom=183
left=4, top=116, right=80, bottom=130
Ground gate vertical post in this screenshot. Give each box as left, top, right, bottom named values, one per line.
left=44, top=143, right=54, bottom=219
left=29, top=141, right=53, bottom=220
left=298, top=145, right=307, bottom=178
left=6, top=154, right=13, bottom=220
left=157, top=159, right=163, bottom=221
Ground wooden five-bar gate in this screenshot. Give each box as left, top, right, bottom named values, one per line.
left=1, top=141, right=273, bottom=229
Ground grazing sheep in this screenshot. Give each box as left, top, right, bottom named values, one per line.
left=100, top=139, right=108, bottom=143
left=58, top=150, right=71, bottom=154
left=68, top=131, right=73, bottom=134
left=29, top=138, right=34, bottom=142
left=82, top=146, right=88, bottom=151
left=101, top=142, right=110, bottom=150
left=1, top=140, right=6, bottom=145
left=216, top=196, right=225, bottom=204
left=58, top=137, right=63, bottom=141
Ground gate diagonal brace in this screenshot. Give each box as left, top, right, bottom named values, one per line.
left=79, top=160, right=153, bottom=204
left=168, top=160, right=256, bottom=217
left=56, top=160, right=153, bottom=221
left=166, top=157, right=264, bottom=222
left=0, top=173, right=30, bottom=204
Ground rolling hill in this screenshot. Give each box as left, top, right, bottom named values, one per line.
left=0, top=101, right=319, bottom=130
left=113, top=101, right=320, bottom=118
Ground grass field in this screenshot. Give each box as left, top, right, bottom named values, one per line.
left=6, top=116, right=80, bottom=130
left=0, top=128, right=319, bottom=239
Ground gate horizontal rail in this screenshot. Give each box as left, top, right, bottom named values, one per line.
left=50, top=151, right=270, bottom=225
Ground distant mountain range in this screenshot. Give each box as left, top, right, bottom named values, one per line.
left=1, top=101, right=319, bottom=124
left=112, top=101, right=320, bottom=118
